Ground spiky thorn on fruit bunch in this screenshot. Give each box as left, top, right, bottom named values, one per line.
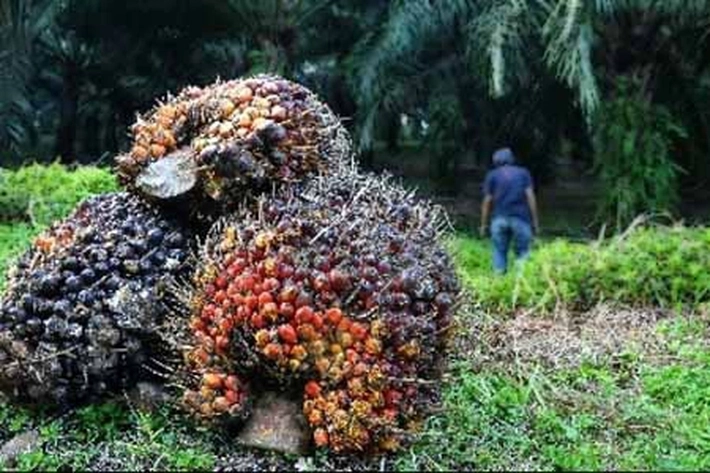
left=0, top=193, right=192, bottom=407
left=180, top=164, right=460, bottom=453
left=115, top=75, right=351, bottom=218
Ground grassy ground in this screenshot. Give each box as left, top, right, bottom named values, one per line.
left=397, top=235, right=710, bottom=470
left=398, top=306, right=710, bottom=470
left=1, top=165, right=710, bottom=470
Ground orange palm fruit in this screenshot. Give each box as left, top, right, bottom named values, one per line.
left=295, top=306, right=314, bottom=324
left=270, top=105, right=287, bottom=121
left=258, top=292, right=273, bottom=305
left=279, top=302, right=295, bottom=319
left=310, top=339, right=326, bottom=356
left=250, top=313, right=266, bottom=329
left=291, top=344, right=308, bottom=361
left=221, top=99, right=236, bottom=117
left=307, top=408, right=323, bottom=426
left=243, top=106, right=259, bottom=118
left=215, top=335, right=230, bottom=351
left=252, top=117, right=272, bottom=130
left=364, top=337, right=382, bottom=355
left=150, top=143, right=166, bottom=158
left=263, top=342, right=282, bottom=360
left=131, top=145, right=149, bottom=159
left=311, top=314, right=324, bottom=330
left=237, top=113, right=252, bottom=128
left=219, top=121, right=234, bottom=137
left=203, top=373, right=223, bottom=390
left=262, top=302, right=279, bottom=320
left=330, top=343, right=343, bottom=355
left=225, top=389, right=239, bottom=405
left=297, top=323, right=317, bottom=342
left=254, top=329, right=271, bottom=347
left=313, top=428, right=329, bottom=447
left=338, top=332, right=354, bottom=348
left=379, top=436, right=400, bottom=451
left=199, top=402, right=214, bottom=417
left=337, top=318, right=352, bottom=333
left=212, top=396, right=230, bottom=412
left=350, top=322, right=368, bottom=341
left=315, top=357, right=330, bottom=375
left=325, top=308, right=343, bottom=325
left=235, top=87, right=253, bottom=103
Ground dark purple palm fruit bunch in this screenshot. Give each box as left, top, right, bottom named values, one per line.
left=114, top=74, right=351, bottom=219
left=0, top=193, right=192, bottom=407
left=172, top=164, right=460, bottom=453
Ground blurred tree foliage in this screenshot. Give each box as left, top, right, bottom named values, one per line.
left=1, top=0, right=709, bottom=227
left=593, top=78, right=687, bottom=230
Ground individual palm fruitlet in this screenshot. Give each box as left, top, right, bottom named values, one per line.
left=179, top=165, right=459, bottom=453
left=0, top=193, right=192, bottom=407
left=115, top=75, right=351, bottom=214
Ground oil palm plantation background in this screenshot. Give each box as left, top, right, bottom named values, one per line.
left=2, top=0, right=710, bottom=229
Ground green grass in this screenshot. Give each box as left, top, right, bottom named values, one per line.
left=0, top=163, right=116, bottom=291
left=0, top=162, right=118, bottom=226
left=0, top=223, right=35, bottom=291
left=452, top=227, right=710, bottom=312
left=398, top=315, right=710, bottom=471
left=0, top=401, right=218, bottom=471
left=2, top=163, right=710, bottom=470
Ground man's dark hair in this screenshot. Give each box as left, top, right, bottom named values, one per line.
left=492, top=148, right=515, bottom=167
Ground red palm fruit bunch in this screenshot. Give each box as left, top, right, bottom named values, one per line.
left=179, top=164, right=459, bottom=453
left=115, top=74, right=350, bottom=211
left=0, top=193, right=192, bottom=407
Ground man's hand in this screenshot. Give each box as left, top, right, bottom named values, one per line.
left=480, top=195, right=492, bottom=239
left=525, top=187, right=540, bottom=237
left=479, top=224, right=487, bottom=238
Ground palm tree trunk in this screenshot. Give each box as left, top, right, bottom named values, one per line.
left=55, top=63, right=79, bottom=164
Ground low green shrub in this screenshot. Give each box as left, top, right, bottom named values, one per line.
left=0, top=223, right=36, bottom=291
left=0, top=162, right=117, bottom=226
left=454, top=225, right=710, bottom=311
left=0, top=163, right=116, bottom=291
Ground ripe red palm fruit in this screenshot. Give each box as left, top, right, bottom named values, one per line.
left=277, top=324, right=298, bottom=345
left=181, top=166, right=460, bottom=454
left=304, top=380, right=322, bottom=399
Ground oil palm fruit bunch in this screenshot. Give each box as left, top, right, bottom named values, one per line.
left=0, top=193, right=192, bottom=407
left=177, top=165, right=459, bottom=453
left=115, top=75, right=350, bottom=216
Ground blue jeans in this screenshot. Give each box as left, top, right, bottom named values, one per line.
left=491, top=216, right=533, bottom=274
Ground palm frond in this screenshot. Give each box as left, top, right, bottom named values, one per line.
left=0, top=0, right=62, bottom=156
left=348, top=0, right=475, bottom=149
left=467, top=0, right=533, bottom=98
left=542, top=0, right=600, bottom=115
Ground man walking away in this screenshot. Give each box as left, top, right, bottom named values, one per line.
left=479, top=148, right=540, bottom=274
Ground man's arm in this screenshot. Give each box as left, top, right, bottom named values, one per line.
left=480, top=194, right=492, bottom=237
left=525, top=187, right=540, bottom=234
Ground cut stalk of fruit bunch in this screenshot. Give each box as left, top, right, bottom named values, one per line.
left=0, top=193, right=192, bottom=407
left=115, top=75, right=351, bottom=218
left=175, top=163, right=460, bottom=453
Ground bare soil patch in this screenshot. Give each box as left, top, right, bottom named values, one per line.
left=458, top=304, right=696, bottom=372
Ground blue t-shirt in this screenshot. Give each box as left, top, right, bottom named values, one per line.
left=483, top=165, right=533, bottom=223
